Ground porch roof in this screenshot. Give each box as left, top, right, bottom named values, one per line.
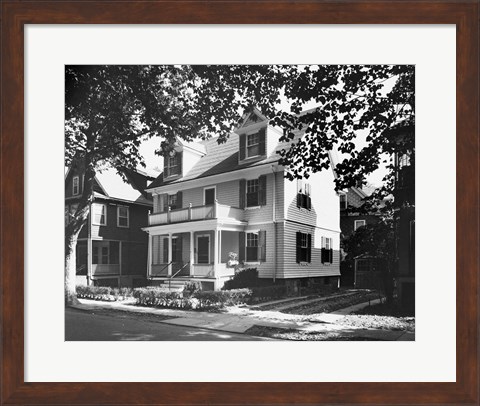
left=143, top=218, right=246, bottom=234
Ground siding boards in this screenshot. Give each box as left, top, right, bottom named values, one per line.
left=280, top=221, right=340, bottom=279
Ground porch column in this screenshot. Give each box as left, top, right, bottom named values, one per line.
left=189, top=231, right=195, bottom=276
left=168, top=232, right=173, bottom=276
left=147, top=234, right=152, bottom=278
left=213, top=228, right=220, bottom=277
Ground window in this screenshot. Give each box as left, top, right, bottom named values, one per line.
left=246, top=132, right=260, bottom=158
left=354, top=220, right=366, bottom=231
left=321, top=237, right=333, bottom=264
left=164, top=152, right=182, bottom=178
left=296, top=180, right=311, bottom=210
left=65, top=203, right=78, bottom=226
left=246, top=179, right=260, bottom=207
left=246, top=233, right=259, bottom=261
left=239, top=128, right=266, bottom=161
left=171, top=237, right=181, bottom=262
left=296, top=232, right=312, bottom=263
left=72, top=176, right=79, bottom=195
left=204, top=187, right=215, bottom=205
left=92, top=203, right=106, bottom=225
left=117, top=206, right=129, bottom=228
left=168, top=194, right=178, bottom=210
left=340, top=194, right=347, bottom=210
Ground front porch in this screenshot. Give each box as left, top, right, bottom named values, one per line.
left=148, top=229, right=242, bottom=289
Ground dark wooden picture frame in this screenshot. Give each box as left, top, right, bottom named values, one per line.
left=1, top=1, right=478, bottom=404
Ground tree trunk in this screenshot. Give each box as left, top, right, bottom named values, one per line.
left=65, top=139, right=97, bottom=306
left=65, top=230, right=81, bottom=305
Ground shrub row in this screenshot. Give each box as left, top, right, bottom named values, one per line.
left=132, top=287, right=252, bottom=310
left=76, top=285, right=133, bottom=301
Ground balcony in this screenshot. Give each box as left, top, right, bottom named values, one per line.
left=148, top=202, right=245, bottom=226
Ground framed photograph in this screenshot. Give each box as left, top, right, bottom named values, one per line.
left=1, top=1, right=478, bottom=405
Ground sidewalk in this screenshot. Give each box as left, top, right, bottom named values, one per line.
left=73, top=298, right=414, bottom=341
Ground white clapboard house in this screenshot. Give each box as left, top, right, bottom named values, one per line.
left=143, top=109, right=341, bottom=291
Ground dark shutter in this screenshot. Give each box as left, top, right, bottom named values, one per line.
left=259, top=128, right=266, bottom=156
left=329, top=249, right=333, bottom=264
left=239, top=134, right=246, bottom=161
left=176, top=191, right=183, bottom=209
left=239, top=231, right=246, bottom=263
left=307, top=233, right=312, bottom=263
left=259, top=175, right=267, bottom=206
left=239, top=179, right=246, bottom=208
left=321, top=248, right=325, bottom=264
left=177, top=151, right=183, bottom=176
left=307, top=196, right=312, bottom=210
left=259, top=230, right=266, bottom=262
left=296, top=232, right=301, bottom=263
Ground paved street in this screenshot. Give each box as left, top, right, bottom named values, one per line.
left=65, top=307, right=268, bottom=341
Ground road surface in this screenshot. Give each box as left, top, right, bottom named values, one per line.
left=65, top=307, right=267, bottom=341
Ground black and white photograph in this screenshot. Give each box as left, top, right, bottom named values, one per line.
left=65, top=64, right=415, bottom=341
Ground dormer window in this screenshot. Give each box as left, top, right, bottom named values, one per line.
left=164, top=151, right=182, bottom=178
left=239, top=128, right=266, bottom=161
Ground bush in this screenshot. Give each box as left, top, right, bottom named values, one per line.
left=133, top=287, right=193, bottom=309
left=251, top=285, right=287, bottom=301
left=194, top=289, right=252, bottom=309
left=182, top=281, right=202, bottom=298
left=76, top=285, right=133, bottom=301
left=222, top=268, right=272, bottom=290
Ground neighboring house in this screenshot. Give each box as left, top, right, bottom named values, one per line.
left=143, top=108, right=341, bottom=291
left=338, top=185, right=382, bottom=288
left=65, top=161, right=154, bottom=287
left=390, top=123, right=415, bottom=311
left=339, top=185, right=380, bottom=240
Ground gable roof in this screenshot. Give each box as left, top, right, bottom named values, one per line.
left=147, top=130, right=302, bottom=190
left=94, top=168, right=152, bottom=206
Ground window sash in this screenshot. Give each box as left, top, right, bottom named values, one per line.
left=93, top=204, right=106, bottom=225
left=354, top=220, right=366, bottom=231
left=246, top=133, right=260, bottom=158
left=168, top=194, right=177, bottom=210
left=167, top=155, right=179, bottom=175
left=118, top=206, right=129, bottom=227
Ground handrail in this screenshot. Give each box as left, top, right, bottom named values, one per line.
left=149, top=261, right=172, bottom=279
left=168, top=261, right=190, bottom=291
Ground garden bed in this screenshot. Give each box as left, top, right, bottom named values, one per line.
left=280, top=290, right=382, bottom=315
left=337, top=315, right=415, bottom=332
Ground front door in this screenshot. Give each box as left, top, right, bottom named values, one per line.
left=197, top=236, right=210, bottom=264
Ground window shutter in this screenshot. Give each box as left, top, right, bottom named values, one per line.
left=259, top=230, right=266, bottom=262
left=296, top=232, right=301, bottom=263
left=177, top=151, right=183, bottom=176
left=239, top=134, right=246, bottom=161
left=239, top=179, right=246, bottom=208
left=307, top=233, right=312, bottom=263
left=239, top=231, right=246, bottom=263
left=321, top=248, right=326, bottom=264
left=296, top=179, right=302, bottom=207
left=259, top=175, right=267, bottom=206
left=164, top=159, right=169, bottom=178
left=176, top=191, right=183, bottom=209
left=307, top=195, right=312, bottom=210
left=329, top=249, right=333, bottom=264
left=259, top=128, right=266, bottom=156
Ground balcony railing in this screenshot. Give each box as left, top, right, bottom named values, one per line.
left=149, top=202, right=245, bottom=226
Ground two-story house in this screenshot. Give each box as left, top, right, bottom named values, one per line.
left=338, top=185, right=384, bottom=288
left=143, top=109, right=341, bottom=291
left=65, top=161, right=154, bottom=287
